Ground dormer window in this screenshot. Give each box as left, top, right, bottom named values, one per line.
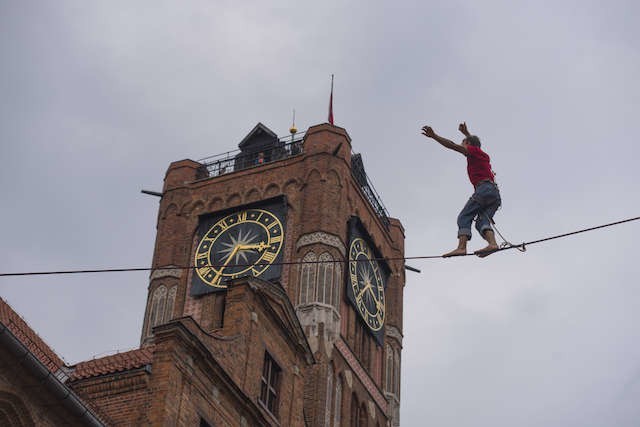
left=235, top=123, right=283, bottom=171
left=199, top=122, right=303, bottom=177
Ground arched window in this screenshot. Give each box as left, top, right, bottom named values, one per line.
left=385, top=344, right=393, bottom=393
left=334, top=375, right=342, bottom=427
left=149, top=285, right=167, bottom=333
left=317, top=252, right=334, bottom=306
left=147, top=284, right=178, bottom=337
left=299, top=251, right=342, bottom=311
left=351, top=394, right=359, bottom=425
left=359, top=403, right=368, bottom=427
left=299, top=252, right=317, bottom=305
left=325, top=365, right=334, bottom=427
left=165, top=286, right=177, bottom=321
left=334, top=263, right=342, bottom=309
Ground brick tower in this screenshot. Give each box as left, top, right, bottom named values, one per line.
left=138, top=122, right=405, bottom=426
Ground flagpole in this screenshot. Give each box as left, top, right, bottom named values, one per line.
left=328, top=74, right=334, bottom=125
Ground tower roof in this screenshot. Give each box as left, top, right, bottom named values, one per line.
left=238, top=122, right=279, bottom=151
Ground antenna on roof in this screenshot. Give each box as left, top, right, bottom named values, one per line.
left=289, top=109, right=297, bottom=142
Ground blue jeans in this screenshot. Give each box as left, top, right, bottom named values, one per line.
left=457, top=181, right=501, bottom=240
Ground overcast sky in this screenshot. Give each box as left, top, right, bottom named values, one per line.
left=1, top=1, right=639, bottom=425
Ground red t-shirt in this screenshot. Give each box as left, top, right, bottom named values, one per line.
left=466, top=145, right=495, bottom=187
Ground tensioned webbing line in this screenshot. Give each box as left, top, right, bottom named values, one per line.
left=407, top=215, right=640, bottom=259
left=0, top=215, right=638, bottom=278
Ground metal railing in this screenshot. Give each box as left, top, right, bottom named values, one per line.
left=351, top=153, right=391, bottom=227
left=199, top=133, right=305, bottom=178
left=197, top=133, right=390, bottom=227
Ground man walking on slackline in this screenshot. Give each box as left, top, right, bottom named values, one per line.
left=421, top=122, right=501, bottom=257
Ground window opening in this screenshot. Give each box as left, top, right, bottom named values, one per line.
left=259, top=352, right=281, bottom=416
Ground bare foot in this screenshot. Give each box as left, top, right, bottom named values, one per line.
left=474, top=245, right=499, bottom=258
left=443, top=248, right=467, bottom=258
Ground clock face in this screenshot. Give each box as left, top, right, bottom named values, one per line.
left=193, top=208, right=284, bottom=289
left=349, top=237, right=386, bottom=331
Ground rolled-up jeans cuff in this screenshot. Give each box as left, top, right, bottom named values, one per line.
left=458, top=229, right=472, bottom=240
left=478, top=224, right=493, bottom=235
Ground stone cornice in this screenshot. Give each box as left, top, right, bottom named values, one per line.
left=149, top=266, right=183, bottom=281
left=295, top=232, right=346, bottom=257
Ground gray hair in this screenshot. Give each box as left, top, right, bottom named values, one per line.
left=465, top=135, right=481, bottom=147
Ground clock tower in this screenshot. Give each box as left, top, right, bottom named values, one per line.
left=140, top=122, right=405, bottom=426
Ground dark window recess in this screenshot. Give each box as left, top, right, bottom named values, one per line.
left=351, top=395, right=359, bottom=425
left=259, top=352, right=282, bottom=415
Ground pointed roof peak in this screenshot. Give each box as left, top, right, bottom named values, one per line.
left=238, top=123, right=278, bottom=150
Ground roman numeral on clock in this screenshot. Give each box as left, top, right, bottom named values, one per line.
left=261, top=251, right=277, bottom=263
left=270, top=235, right=282, bottom=243
left=198, top=266, right=212, bottom=278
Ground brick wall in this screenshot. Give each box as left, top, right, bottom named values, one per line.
left=71, top=370, right=150, bottom=425
left=140, top=123, right=405, bottom=426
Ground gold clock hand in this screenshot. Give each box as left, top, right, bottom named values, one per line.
left=237, top=241, right=269, bottom=251
left=357, top=282, right=373, bottom=300
left=211, top=245, right=240, bottom=284
left=365, top=285, right=379, bottom=301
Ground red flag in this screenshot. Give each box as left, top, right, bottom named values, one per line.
left=328, top=74, right=334, bottom=125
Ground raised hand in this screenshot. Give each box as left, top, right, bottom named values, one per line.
left=421, top=125, right=436, bottom=138
left=458, top=122, right=470, bottom=136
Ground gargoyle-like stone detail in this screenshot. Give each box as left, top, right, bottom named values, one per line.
left=385, top=325, right=403, bottom=346
left=295, top=232, right=346, bottom=256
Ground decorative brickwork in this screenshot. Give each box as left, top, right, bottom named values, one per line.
left=295, top=231, right=346, bottom=256
left=335, top=338, right=387, bottom=413
left=149, top=265, right=182, bottom=280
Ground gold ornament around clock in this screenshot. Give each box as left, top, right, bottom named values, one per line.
left=193, top=208, right=284, bottom=288
left=349, top=237, right=386, bottom=331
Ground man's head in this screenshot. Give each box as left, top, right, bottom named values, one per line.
left=463, top=135, right=481, bottom=147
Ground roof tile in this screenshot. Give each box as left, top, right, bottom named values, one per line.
left=0, top=297, right=64, bottom=373
left=69, top=346, right=154, bottom=381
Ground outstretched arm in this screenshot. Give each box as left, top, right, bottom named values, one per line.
left=458, top=122, right=471, bottom=137
left=422, top=125, right=468, bottom=156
